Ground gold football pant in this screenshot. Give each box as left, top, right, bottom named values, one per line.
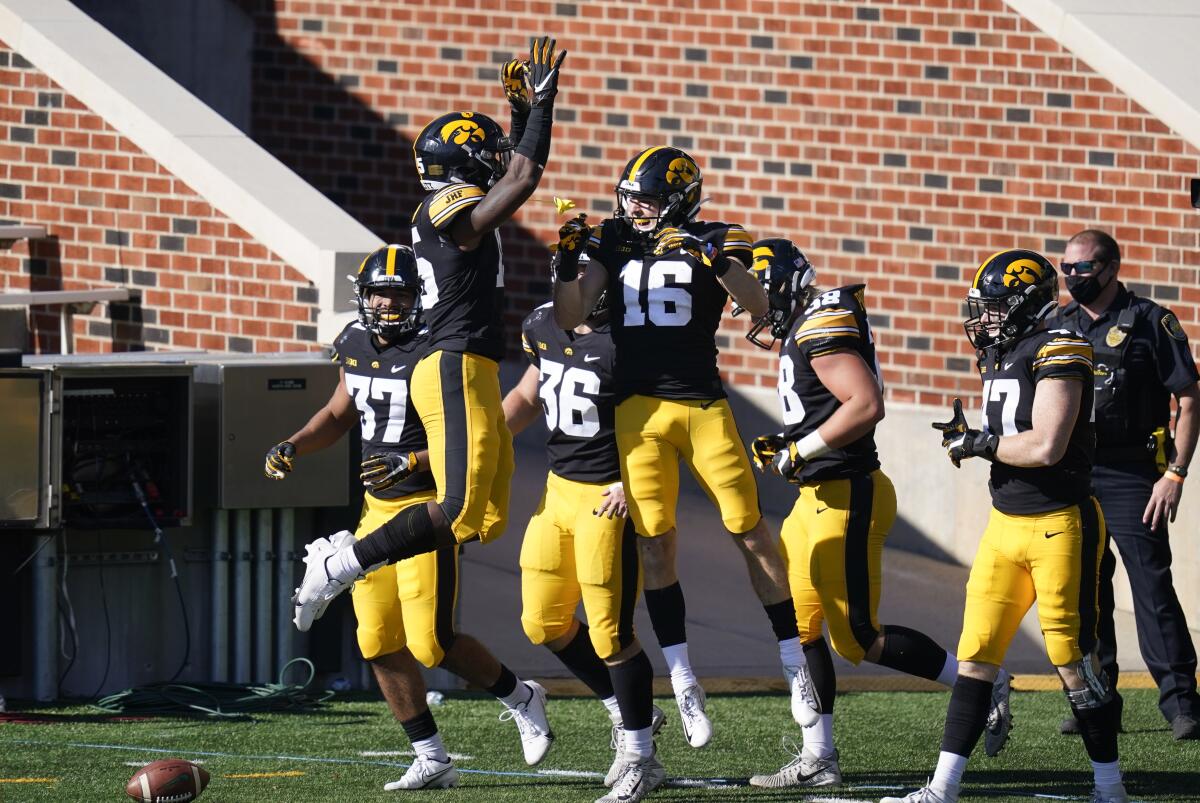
left=351, top=489, right=460, bottom=666
left=780, top=470, right=896, bottom=665
left=958, top=499, right=1106, bottom=667
left=614, top=395, right=761, bottom=537
left=410, top=350, right=514, bottom=544
left=520, top=472, right=641, bottom=660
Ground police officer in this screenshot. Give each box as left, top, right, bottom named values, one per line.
left=1051, top=229, right=1200, bottom=741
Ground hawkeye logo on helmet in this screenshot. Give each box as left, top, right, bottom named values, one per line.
left=439, top=119, right=484, bottom=146
left=752, top=246, right=775, bottom=273
left=1001, top=259, right=1044, bottom=287
left=666, top=158, right=696, bottom=186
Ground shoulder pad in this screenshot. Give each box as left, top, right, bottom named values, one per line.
left=1035, top=331, right=1093, bottom=369
left=720, top=224, right=754, bottom=257
left=424, top=183, right=486, bottom=230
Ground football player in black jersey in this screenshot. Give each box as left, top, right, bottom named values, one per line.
left=503, top=295, right=667, bottom=802
left=293, top=38, right=567, bottom=624
left=883, top=249, right=1126, bottom=803
left=552, top=148, right=818, bottom=753
left=267, top=245, right=554, bottom=787
left=744, top=239, right=1009, bottom=790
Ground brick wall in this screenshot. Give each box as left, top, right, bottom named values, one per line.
left=249, top=0, right=1200, bottom=407
left=0, top=46, right=320, bottom=354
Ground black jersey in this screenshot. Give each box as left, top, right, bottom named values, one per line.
left=332, top=321, right=435, bottom=498
left=778, top=285, right=883, bottom=483
left=585, top=218, right=754, bottom=401
left=410, top=183, right=506, bottom=361
left=521, top=303, right=621, bottom=484
left=978, top=328, right=1096, bottom=514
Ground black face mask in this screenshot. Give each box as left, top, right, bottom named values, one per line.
left=1065, top=266, right=1114, bottom=304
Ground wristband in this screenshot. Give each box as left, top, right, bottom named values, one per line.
left=711, top=251, right=731, bottom=278
left=553, top=251, right=580, bottom=282
left=1164, top=470, right=1185, bottom=484
left=795, top=430, right=832, bottom=461
left=515, top=104, right=553, bottom=165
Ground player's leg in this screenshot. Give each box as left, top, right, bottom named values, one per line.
left=349, top=492, right=457, bottom=790
left=750, top=490, right=840, bottom=790
left=883, top=509, right=1033, bottom=803
left=520, top=475, right=619, bottom=713
left=615, top=395, right=709, bottom=747
left=1035, top=499, right=1126, bottom=802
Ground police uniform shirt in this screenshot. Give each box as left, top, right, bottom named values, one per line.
left=521, top=304, right=621, bottom=484
left=779, top=284, right=882, bottom=483
left=1051, top=283, right=1199, bottom=454
left=978, top=328, right=1095, bottom=514
left=411, top=183, right=506, bottom=361
left=332, top=322, right=435, bottom=498
left=585, top=218, right=754, bottom=401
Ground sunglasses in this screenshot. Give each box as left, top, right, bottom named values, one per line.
left=1060, top=259, right=1110, bottom=275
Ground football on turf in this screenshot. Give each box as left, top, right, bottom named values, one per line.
left=125, top=759, right=209, bottom=802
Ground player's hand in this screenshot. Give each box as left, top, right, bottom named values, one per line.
left=751, top=433, right=787, bottom=472
left=594, top=482, right=627, bottom=519
left=526, top=36, right=567, bottom=107
left=500, top=58, right=530, bottom=112
left=652, top=227, right=715, bottom=265
left=552, top=213, right=590, bottom=281
left=264, top=441, right=296, bottom=479
left=932, top=399, right=997, bottom=467
left=360, top=451, right=418, bottom=493
left=770, top=441, right=807, bottom=483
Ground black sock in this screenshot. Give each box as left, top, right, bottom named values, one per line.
left=804, top=637, right=837, bottom=715
left=486, top=664, right=519, bottom=700
left=552, top=623, right=615, bottom=700
left=1073, top=696, right=1120, bottom=763
left=940, top=675, right=993, bottom=756
left=353, top=503, right=437, bottom=568
left=644, top=582, right=687, bottom=648
left=609, top=649, right=654, bottom=730
left=876, top=625, right=952, bottom=682
left=400, top=708, right=438, bottom=743
left=763, top=599, right=800, bottom=641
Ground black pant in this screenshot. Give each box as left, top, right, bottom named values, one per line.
left=1093, top=463, right=1200, bottom=722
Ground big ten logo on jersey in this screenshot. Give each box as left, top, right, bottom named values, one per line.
left=537, top=358, right=601, bottom=438
left=344, top=373, right=409, bottom=442
left=620, top=258, right=693, bottom=327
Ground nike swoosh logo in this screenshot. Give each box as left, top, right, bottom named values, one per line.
left=815, top=507, right=828, bottom=514
left=1003, top=362, right=1015, bottom=370
left=1044, top=531, right=1063, bottom=539
left=390, top=365, right=407, bottom=373
left=583, top=354, right=601, bottom=363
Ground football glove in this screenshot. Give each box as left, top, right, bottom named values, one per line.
left=552, top=213, right=590, bottom=281
left=264, top=441, right=296, bottom=480
left=652, top=227, right=715, bottom=265
left=500, top=58, right=530, bottom=112
left=751, top=433, right=786, bottom=472
left=770, top=441, right=807, bottom=483
left=932, top=398, right=999, bottom=467
left=360, top=451, right=418, bottom=493
left=525, top=36, right=567, bottom=107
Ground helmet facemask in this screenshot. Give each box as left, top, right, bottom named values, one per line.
left=357, top=282, right=422, bottom=339
left=746, top=242, right=816, bottom=350
left=963, top=286, right=1056, bottom=351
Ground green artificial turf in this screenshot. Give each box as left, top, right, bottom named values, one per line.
left=1, top=689, right=1197, bottom=801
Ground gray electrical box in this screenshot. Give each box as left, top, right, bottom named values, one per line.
left=193, top=357, right=349, bottom=510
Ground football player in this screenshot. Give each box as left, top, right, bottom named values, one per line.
left=552, top=148, right=819, bottom=752
left=292, top=39, right=565, bottom=633
left=266, top=245, right=553, bottom=787
left=882, top=249, right=1126, bottom=803
left=503, top=290, right=667, bottom=802
left=744, top=240, right=1010, bottom=790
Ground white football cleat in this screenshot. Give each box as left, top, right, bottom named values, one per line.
left=595, top=749, right=665, bottom=803
left=784, top=663, right=821, bottom=727
left=984, top=668, right=1013, bottom=757
left=1090, top=782, right=1130, bottom=803
left=674, top=684, right=712, bottom=748
left=292, top=531, right=358, bottom=632
left=750, top=742, right=840, bottom=788
left=499, top=680, right=554, bottom=765
left=606, top=705, right=666, bottom=787
left=880, top=785, right=958, bottom=803
left=382, top=755, right=458, bottom=790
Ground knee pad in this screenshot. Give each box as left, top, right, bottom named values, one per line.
left=1063, top=658, right=1112, bottom=709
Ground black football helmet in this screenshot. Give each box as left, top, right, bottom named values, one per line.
left=354, top=244, right=423, bottom=338
left=746, top=238, right=816, bottom=349
left=413, top=111, right=511, bottom=191
left=964, top=248, right=1058, bottom=351
left=614, top=146, right=703, bottom=241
